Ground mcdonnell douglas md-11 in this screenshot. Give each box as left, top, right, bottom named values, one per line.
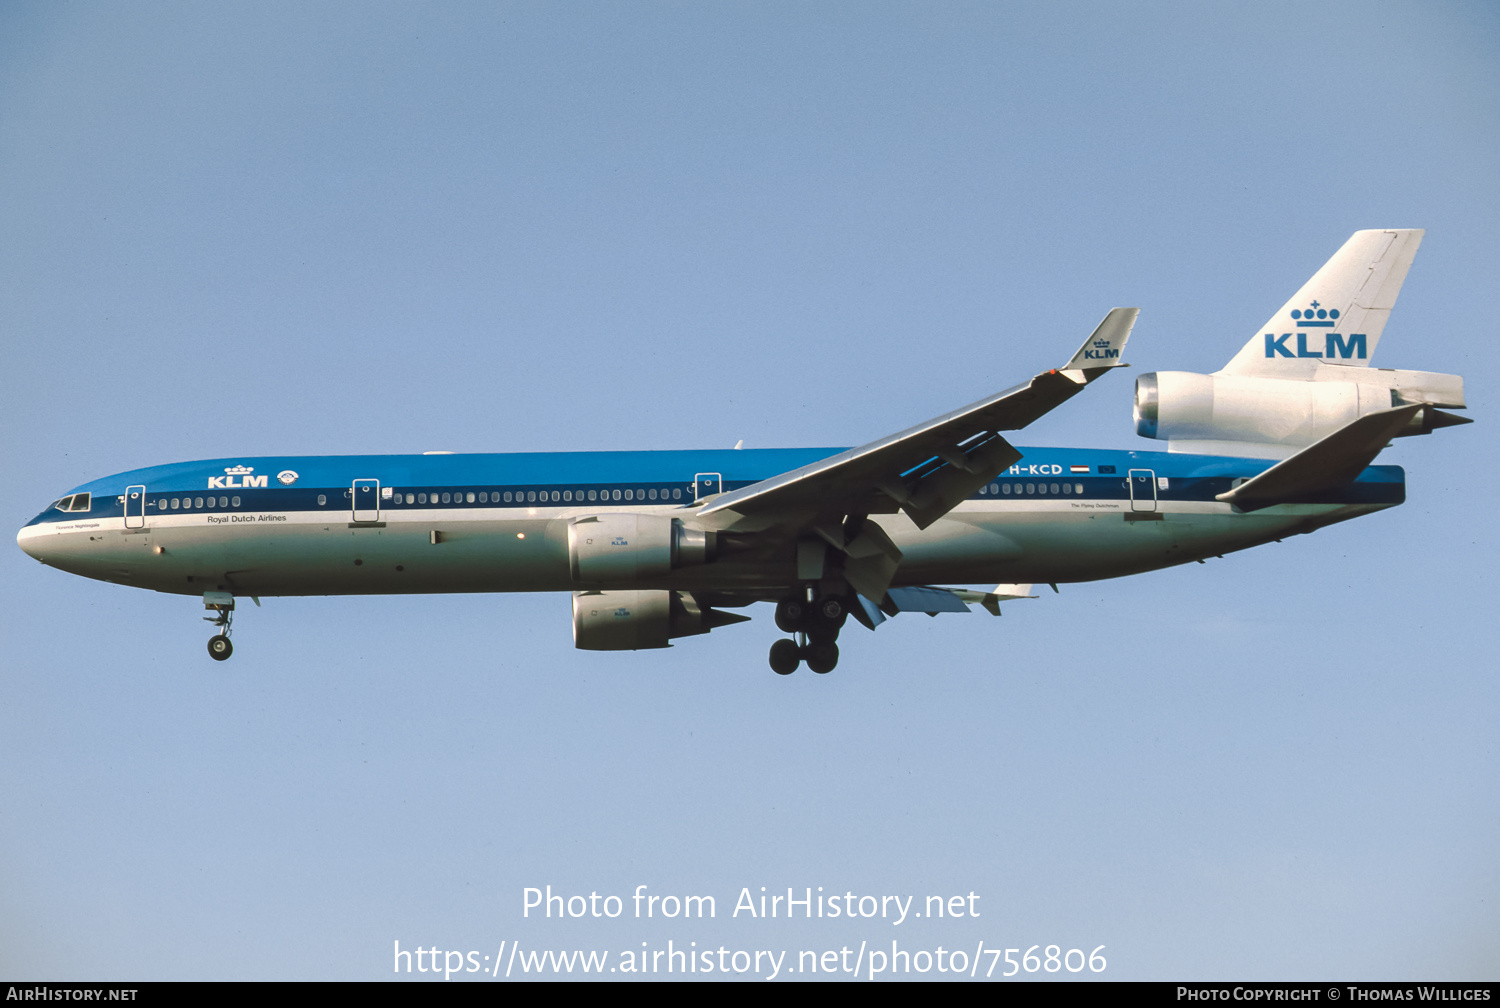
left=18, top=230, right=1469, bottom=674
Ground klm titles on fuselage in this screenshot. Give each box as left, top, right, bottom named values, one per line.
left=207, top=474, right=269, bottom=489
left=203, top=466, right=298, bottom=490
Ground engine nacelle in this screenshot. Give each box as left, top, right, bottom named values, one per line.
left=1135, top=368, right=1465, bottom=457
left=572, top=590, right=746, bottom=650
left=567, top=514, right=715, bottom=584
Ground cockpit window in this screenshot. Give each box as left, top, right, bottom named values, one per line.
left=53, top=496, right=74, bottom=512
left=69, top=493, right=90, bottom=512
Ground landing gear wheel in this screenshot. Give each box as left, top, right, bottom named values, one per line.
left=769, top=638, right=800, bottom=675
left=207, top=634, right=233, bottom=661
left=774, top=598, right=807, bottom=634
left=805, top=642, right=839, bottom=674
left=818, top=598, right=844, bottom=621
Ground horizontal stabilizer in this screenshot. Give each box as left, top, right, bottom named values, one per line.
left=1216, top=404, right=1421, bottom=510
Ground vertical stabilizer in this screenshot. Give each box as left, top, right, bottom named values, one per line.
left=1219, top=229, right=1423, bottom=378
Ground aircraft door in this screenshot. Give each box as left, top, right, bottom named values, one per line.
left=124, top=485, right=146, bottom=529
left=1128, top=469, right=1157, bottom=512
left=352, top=479, right=380, bottom=523
left=693, top=472, right=722, bottom=502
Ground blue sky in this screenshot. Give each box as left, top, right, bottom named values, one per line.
left=2, top=1, right=1496, bottom=981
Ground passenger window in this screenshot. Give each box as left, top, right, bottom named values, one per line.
left=232, top=496, right=241, bottom=507
left=194, top=497, right=204, bottom=508
left=503, top=492, right=512, bottom=503
left=1050, top=483, right=1059, bottom=494
left=672, top=488, right=682, bottom=500
left=318, top=494, right=327, bottom=506
left=1025, top=484, right=1035, bottom=494
left=588, top=490, right=597, bottom=501
left=170, top=499, right=180, bottom=509
left=157, top=499, right=167, bottom=509
left=612, top=490, right=621, bottom=501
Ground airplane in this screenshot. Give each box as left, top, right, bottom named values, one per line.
left=17, top=229, right=1469, bottom=675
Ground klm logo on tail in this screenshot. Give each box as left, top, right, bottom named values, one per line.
left=1264, top=302, right=1366, bottom=359
left=1083, top=337, right=1121, bottom=361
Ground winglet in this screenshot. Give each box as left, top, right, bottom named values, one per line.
left=1062, top=308, right=1138, bottom=377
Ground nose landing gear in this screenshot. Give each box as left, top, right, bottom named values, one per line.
left=207, top=633, right=233, bottom=660
left=769, top=589, right=848, bottom=675
left=203, top=590, right=235, bottom=661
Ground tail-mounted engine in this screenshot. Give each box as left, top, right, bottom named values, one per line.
left=1135, top=368, right=1467, bottom=458
left=567, top=514, right=716, bottom=584
left=1135, top=230, right=1470, bottom=459
left=572, top=590, right=750, bottom=650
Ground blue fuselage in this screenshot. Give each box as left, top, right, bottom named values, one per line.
left=18, top=446, right=1403, bottom=599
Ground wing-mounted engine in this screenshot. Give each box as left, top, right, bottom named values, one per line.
left=1135, top=228, right=1468, bottom=460
left=572, top=589, right=750, bottom=650
left=567, top=514, right=716, bottom=584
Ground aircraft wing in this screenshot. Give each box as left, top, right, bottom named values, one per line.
left=695, top=308, right=1138, bottom=538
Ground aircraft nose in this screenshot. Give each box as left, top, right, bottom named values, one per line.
left=17, top=525, right=48, bottom=562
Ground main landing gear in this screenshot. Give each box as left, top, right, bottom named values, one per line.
left=768, top=591, right=847, bottom=675
left=203, top=591, right=235, bottom=661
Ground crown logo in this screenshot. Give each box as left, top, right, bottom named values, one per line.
left=1289, top=301, right=1338, bottom=327
left=1093, top=338, right=1111, bottom=348
left=224, top=465, right=254, bottom=475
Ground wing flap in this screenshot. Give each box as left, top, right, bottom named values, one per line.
left=886, top=586, right=971, bottom=614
